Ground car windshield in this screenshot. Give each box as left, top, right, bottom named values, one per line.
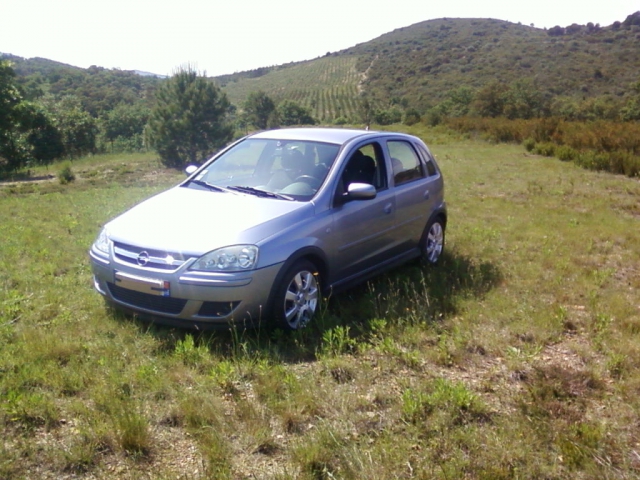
left=187, top=138, right=341, bottom=201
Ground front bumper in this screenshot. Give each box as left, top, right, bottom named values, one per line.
left=90, top=248, right=282, bottom=328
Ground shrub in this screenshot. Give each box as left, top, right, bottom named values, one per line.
left=556, top=145, right=577, bottom=161
left=608, top=151, right=640, bottom=177
left=57, top=162, right=75, bottom=184
left=403, top=108, right=422, bottom=126
left=533, top=142, right=556, bottom=157
left=446, top=116, right=640, bottom=177
left=374, top=108, right=402, bottom=125
left=523, top=138, right=536, bottom=152
left=575, top=151, right=610, bottom=171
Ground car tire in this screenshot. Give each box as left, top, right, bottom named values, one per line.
left=272, top=260, right=320, bottom=330
left=421, top=216, right=445, bottom=265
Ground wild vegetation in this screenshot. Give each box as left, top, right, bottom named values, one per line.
left=1, top=125, right=640, bottom=478
left=446, top=116, right=640, bottom=177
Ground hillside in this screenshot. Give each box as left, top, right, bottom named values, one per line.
left=2, top=54, right=161, bottom=116
left=216, top=14, right=640, bottom=116
left=220, top=55, right=363, bottom=123
left=348, top=16, right=640, bottom=110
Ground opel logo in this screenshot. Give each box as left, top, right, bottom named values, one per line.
left=137, top=251, right=150, bottom=266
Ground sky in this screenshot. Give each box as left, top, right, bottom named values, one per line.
left=1, top=0, right=638, bottom=77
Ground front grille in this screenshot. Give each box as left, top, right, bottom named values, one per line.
left=198, top=301, right=239, bottom=318
left=113, top=241, right=191, bottom=271
left=108, top=282, right=187, bottom=315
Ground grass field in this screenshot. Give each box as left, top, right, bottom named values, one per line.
left=1, top=127, right=639, bottom=478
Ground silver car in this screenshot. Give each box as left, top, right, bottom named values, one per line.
left=89, top=128, right=446, bottom=330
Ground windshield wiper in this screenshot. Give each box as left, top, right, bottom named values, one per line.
left=188, top=179, right=229, bottom=192
left=227, top=186, right=293, bottom=201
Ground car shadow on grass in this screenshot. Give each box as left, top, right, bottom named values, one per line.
left=327, top=249, right=502, bottom=326
left=109, top=248, right=502, bottom=363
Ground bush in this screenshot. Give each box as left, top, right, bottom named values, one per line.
left=575, top=151, right=610, bottom=171
left=608, top=151, right=640, bottom=177
left=403, top=108, right=422, bottom=126
left=556, top=145, right=577, bottom=161
left=533, top=142, right=556, bottom=157
left=374, top=108, right=402, bottom=125
left=57, top=162, right=75, bottom=184
left=523, top=138, right=536, bottom=152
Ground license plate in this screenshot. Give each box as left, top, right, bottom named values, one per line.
left=114, top=271, right=170, bottom=296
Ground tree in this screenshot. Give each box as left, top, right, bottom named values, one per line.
left=373, top=107, right=402, bottom=125
left=0, top=61, right=21, bottom=131
left=0, top=60, right=26, bottom=172
left=101, top=103, right=150, bottom=151
left=20, top=102, right=64, bottom=165
left=502, top=79, right=549, bottom=119
left=277, top=100, right=316, bottom=126
left=621, top=81, right=640, bottom=121
left=243, top=91, right=276, bottom=130
left=357, top=95, right=374, bottom=127
left=472, top=81, right=507, bottom=117
left=40, top=95, right=98, bottom=158
left=146, top=66, right=234, bottom=168
left=403, top=108, right=422, bottom=125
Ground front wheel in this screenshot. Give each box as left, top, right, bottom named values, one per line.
left=421, top=217, right=445, bottom=265
left=272, top=260, right=320, bottom=330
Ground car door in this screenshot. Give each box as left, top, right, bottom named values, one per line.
left=329, top=142, right=397, bottom=284
left=386, top=139, right=442, bottom=252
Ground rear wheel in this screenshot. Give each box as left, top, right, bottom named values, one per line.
left=421, top=217, right=445, bottom=264
left=273, top=260, right=320, bottom=330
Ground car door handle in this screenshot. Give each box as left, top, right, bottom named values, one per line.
left=424, top=190, right=430, bottom=200
left=384, top=203, right=393, bottom=214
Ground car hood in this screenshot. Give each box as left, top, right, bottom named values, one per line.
left=105, top=186, right=310, bottom=254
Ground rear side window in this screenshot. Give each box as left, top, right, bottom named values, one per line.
left=387, top=140, right=424, bottom=186
left=417, top=144, right=437, bottom=176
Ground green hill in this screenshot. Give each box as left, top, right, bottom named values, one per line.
left=2, top=53, right=161, bottom=116
left=215, top=13, right=640, bottom=119
left=347, top=16, right=640, bottom=110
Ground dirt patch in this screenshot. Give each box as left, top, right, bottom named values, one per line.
left=0, top=174, right=56, bottom=188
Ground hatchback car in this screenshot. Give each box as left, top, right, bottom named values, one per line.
left=89, top=128, right=446, bottom=330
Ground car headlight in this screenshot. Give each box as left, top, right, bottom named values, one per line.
left=190, top=245, right=258, bottom=272
left=93, top=228, right=111, bottom=255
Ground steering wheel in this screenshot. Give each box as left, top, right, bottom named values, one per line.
left=294, top=175, right=321, bottom=189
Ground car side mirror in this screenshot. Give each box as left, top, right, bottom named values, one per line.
left=347, top=182, right=376, bottom=200
left=185, top=165, right=198, bottom=176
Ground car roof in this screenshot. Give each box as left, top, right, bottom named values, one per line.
left=248, top=127, right=393, bottom=145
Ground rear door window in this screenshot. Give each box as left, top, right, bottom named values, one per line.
left=387, top=140, right=425, bottom=186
